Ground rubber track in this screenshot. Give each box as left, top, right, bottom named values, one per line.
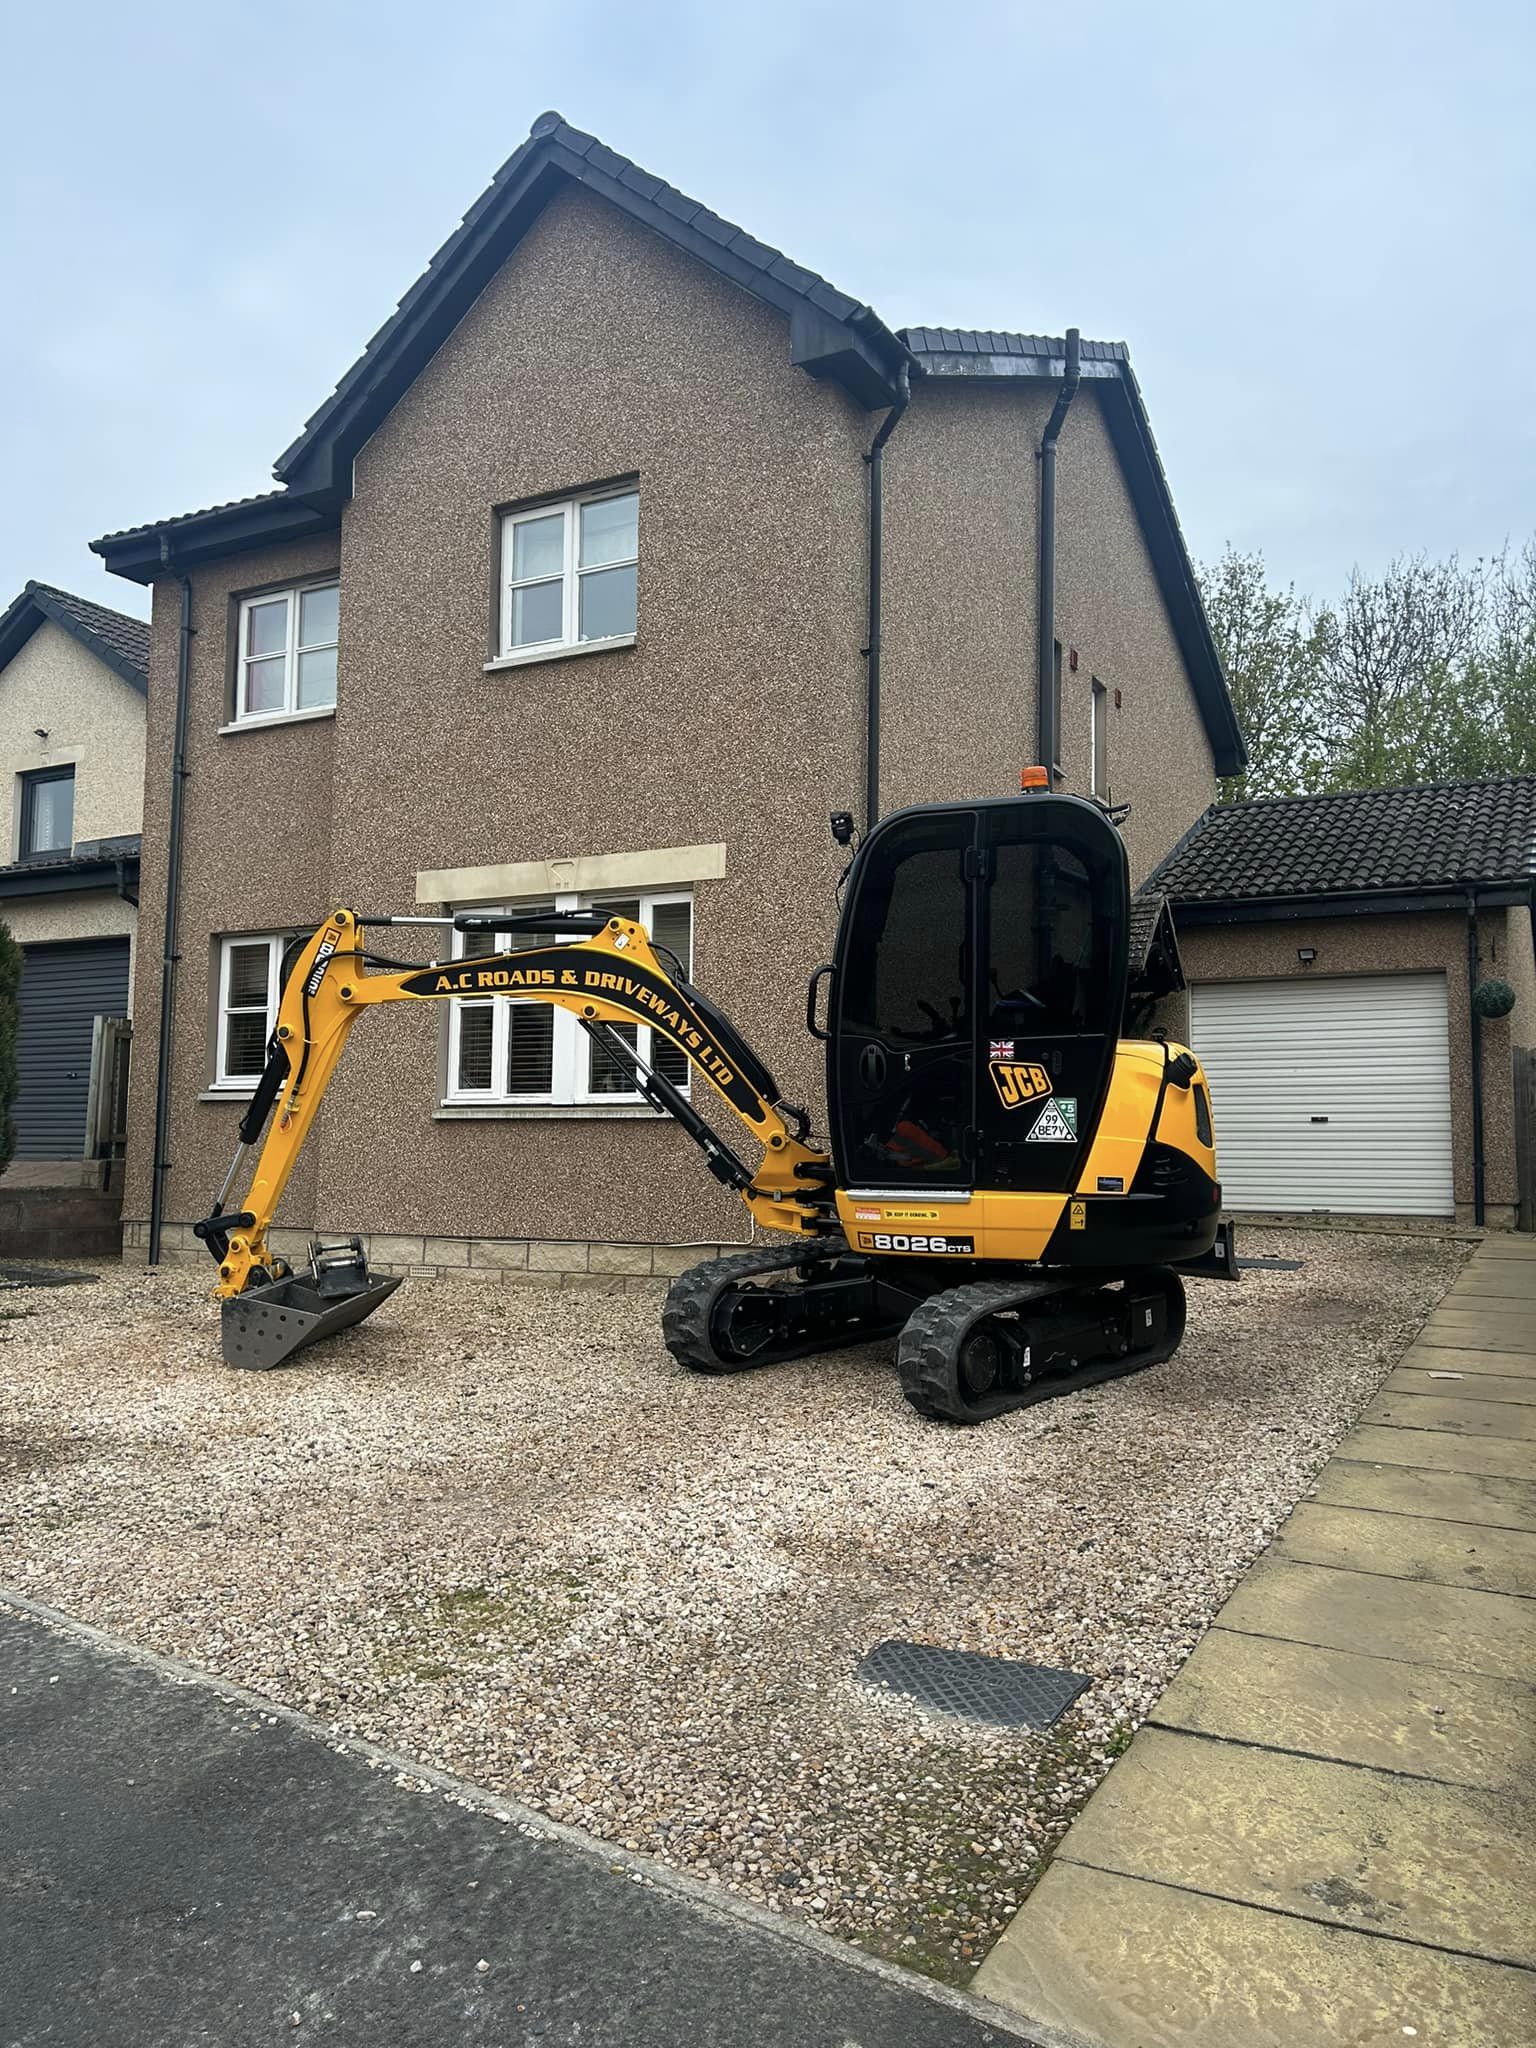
left=661, top=1236, right=852, bottom=1376
left=896, top=1272, right=1185, bottom=1425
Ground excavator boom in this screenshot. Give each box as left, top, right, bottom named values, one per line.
left=198, top=906, right=833, bottom=1367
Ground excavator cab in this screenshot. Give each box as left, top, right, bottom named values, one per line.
left=828, top=795, right=1129, bottom=1201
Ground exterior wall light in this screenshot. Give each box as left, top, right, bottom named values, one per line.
left=1297, top=947, right=1317, bottom=966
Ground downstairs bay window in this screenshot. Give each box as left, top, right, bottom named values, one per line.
left=444, top=891, right=692, bottom=1108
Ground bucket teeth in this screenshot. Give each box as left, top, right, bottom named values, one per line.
left=220, top=1271, right=402, bottom=1371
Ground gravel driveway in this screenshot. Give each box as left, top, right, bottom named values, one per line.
left=0, top=1228, right=1463, bottom=1982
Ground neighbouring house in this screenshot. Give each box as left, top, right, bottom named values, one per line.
left=91, top=110, right=1243, bottom=1279
left=1143, top=777, right=1536, bottom=1227
left=0, top=581, right=145, bottom=1170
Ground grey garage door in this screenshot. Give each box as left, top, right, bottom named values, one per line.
left=13, top=938, right=131, bottom=1159
left=1189, top=973, right=1455, bottom=1216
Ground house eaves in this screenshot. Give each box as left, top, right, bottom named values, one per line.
left=0, top=836, right=142, bottom=901
left=900, top=328, right=1245, bottom=780
left=0, top=580, right=150, bottom=693
left=89, top=490, right=338, bottom=588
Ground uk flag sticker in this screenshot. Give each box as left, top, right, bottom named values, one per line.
left=989, top=1039, right=1015, bottom=1062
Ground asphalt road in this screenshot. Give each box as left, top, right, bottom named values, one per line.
left=0, top=1601, right=1033, bottom=2047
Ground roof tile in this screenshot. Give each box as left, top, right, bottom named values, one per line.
left=1148, top=778, right=1536, bottom=903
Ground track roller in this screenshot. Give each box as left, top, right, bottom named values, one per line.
left=897, top=1269, right=1187, bottom=1424
left=662, top=1235, right=907, bottom=1375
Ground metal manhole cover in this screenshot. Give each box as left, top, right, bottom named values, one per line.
left=856, top=1639, right=1090, bottom=1729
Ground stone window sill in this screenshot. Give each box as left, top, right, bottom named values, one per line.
left=435, top=1102, right=670, bottom=1121
left=483, top=634, right=635, bottom=675
left=219, top=706, right=337, bottom=736
left=199, top=1088, right=255, bottom=1103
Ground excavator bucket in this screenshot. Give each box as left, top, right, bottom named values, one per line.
left=219, top=1239, right=403, bottom=1370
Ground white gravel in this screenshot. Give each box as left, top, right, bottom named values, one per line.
left=0, top=1227, right=1465, bottom=1980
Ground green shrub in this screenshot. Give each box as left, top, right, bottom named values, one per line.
left=0, top=921, right=21, bottom=1175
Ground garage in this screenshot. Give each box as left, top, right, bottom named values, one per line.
left=13, top=937, right=132, bottom=1159
left=1189, top=973, right=1455, bottom=1217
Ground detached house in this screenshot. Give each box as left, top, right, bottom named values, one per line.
left=93, top=111, right=1243, bottom=1276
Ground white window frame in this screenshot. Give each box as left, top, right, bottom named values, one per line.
left=497, top=487, right=638, bottom=663
left=1090, top=676, right=1108, bottom=798
left=233, top=579, right=339, bottom=727
left=213, top=933, right=284, bottom=1091
left=444, top=888, right=691, bottom=1109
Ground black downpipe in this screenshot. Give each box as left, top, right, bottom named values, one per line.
left=1467, top=891, right=1486, bottom=1227
left=148, top=549, right=194, bottom=1266
left=1036, top=328, right=1081, bottom=783
left=864, top=363, right=911, bottom=830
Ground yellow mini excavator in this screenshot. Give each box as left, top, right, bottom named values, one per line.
left=193, top=788, right=1233, bottom=1421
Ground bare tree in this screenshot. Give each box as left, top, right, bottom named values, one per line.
left=1308, top=554, right=1488, bottom=786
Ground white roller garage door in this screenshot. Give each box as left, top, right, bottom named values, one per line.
left=1189, top=974, right=1454, bottom=1216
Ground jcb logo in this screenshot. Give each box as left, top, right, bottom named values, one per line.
left=990, top=1061, right=1052, bottom=1110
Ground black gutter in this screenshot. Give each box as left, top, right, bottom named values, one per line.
left=1467, top=891, right=1486, bottom=1227
left=149, top=550, right=193, bottom=1267
left=1036, top=328, right=1080, bottom=782
left=863, top=362, right=911, bottom=829
left=1170, top=884, right=1533, bottom=926
left=0, top=856, right=139, bottom=902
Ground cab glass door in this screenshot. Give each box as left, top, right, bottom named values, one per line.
left=979, top=806, right=1127, bottom=1194
left=831, top=809, right=976, bottom=1189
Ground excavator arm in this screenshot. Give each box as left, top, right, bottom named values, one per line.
left=196, top=906, right=835, bottom=1304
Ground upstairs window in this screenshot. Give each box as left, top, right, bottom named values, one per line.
left=236, top=581, right=339, bottom=723
left=498, top=488, right=638, bottom=661
left=1090, top=677, right=1108, bottom=798
left=19, top=765, right=74, bottom=859
left=215, top=933, right=283, bottom=1089
left=446, top=889, right=691, bottom=1108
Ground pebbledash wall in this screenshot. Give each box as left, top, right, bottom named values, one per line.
left=120, top=186, right=1221, bottom=1280
left=0, top=618, right=143, bottom=963
left=1162, top=905, right=1536, bottom=1229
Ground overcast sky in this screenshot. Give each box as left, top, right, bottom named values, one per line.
left=5, top=0, right=1532, bottom=622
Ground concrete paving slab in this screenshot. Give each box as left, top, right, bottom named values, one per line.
left=1149, top=1627, right=1534, bottom=1790
left=1417, top=1315, right=1536, bottom=1355
left=1338, top=1422, right=1536, bottom=1480
left=972, top=1860, right=1536, bottom=2048
left=1363, top=1390, right=1536, bottom=1439
left=1402, top=1343, right=1536, bottom=1378
left=1218, top=1556, right=1536, bottom=1682
left=1442, top=1266, right=1536, bottom=1298
left=1058, top=1726, right=1535, bottom=1966
left=1425, top=1299, right=1536, bottom=1328
left=1460, top=1235, right=1536, bottom=1255
left=1273, top=1499, right=1536, bottom=1596
left=1314, top=1456, right=1536, bottom=1532
left=0, top=1606, right=1025, bottom=2048
left=1389, top=1365, right=1536, bottom=1403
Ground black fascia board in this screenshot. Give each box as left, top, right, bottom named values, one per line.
left=1171, top=883, right=1534, bottom=925
left=0, top=854, right=139, bottom=901
left=0, top=587, right=148, bottom=695
left=911, top=349, right=1123, bottom=384
left=1095, top=374, right=1245, bottom=779
left=276, top=131, right=909, bottom=504
left=92, top=494, right=338, bottom=585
